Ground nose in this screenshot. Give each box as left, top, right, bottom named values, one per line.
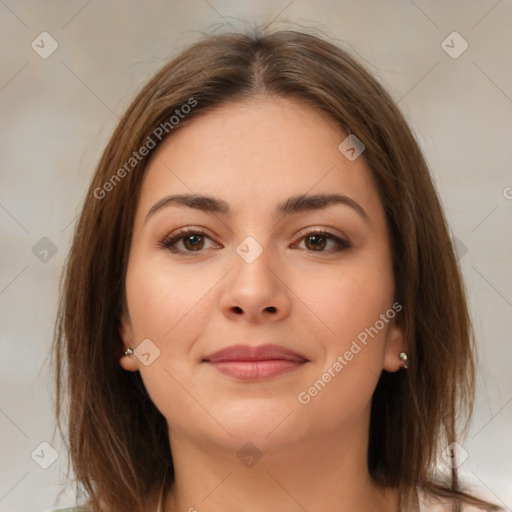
left=219, top=244, right=292, bottom=323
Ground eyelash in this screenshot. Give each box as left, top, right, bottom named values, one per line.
left=158, top=227, right=350, bottom=255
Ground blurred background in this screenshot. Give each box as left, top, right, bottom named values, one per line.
left=0, top=1, right=511, bottom=511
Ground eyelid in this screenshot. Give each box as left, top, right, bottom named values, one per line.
left=294, top=226, right=348, bottom=241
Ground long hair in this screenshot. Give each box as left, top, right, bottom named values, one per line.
left=53, top=25, right=501, bottom=512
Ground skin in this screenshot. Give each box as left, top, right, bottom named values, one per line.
left=119, top=96, right=407, bottom=512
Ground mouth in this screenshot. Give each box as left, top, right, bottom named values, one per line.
left=202, top=344, right=309, bottom=381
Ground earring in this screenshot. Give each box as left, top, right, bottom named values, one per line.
left=123, top=348, right=133, bottom=357
left=398, top=352, right=408, bottom=369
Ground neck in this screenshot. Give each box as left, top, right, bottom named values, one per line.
left=162, top=407, right=400, bottom=512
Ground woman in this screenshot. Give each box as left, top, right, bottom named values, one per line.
left=53, top=26, right=502, bottom=512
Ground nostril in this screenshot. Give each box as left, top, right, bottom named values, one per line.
left=230, top=306, right=277, bottom=314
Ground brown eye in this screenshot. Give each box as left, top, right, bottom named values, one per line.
left=296, top=230, right=350, bottom=253
left=160, top=228, right=219, bottom=254
left=182, top=234, right=205, bottom=251
left=304, top=234, right=327, bottom=251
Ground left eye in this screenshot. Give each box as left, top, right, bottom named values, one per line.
left=159, top=229, right=350, bottom=254
left=294, top=231, right=350, bottom=252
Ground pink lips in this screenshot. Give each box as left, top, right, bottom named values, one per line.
left=203, top=344, right=308, bottom=381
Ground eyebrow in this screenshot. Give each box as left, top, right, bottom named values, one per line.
left=144, top=192, right=369, bottom=224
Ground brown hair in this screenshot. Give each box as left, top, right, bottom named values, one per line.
left=53, top=24, right=502, bottom=512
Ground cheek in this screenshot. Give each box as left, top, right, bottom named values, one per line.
left=293, top=254, right=395, bottom=348
left=123, top=257, right=216, bottom=424
left=292, top=255, right=395, bottom=423
left=124, top=256, right=215, bottom=342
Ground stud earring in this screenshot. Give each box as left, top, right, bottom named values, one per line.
left=398, top=352, right=408, bottom=369
left=123, top=348, right=133, bottom=357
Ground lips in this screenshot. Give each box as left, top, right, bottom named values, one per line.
left=203, top=344, right=308, bottom=381
left=203, top=344, right=307, bottom=363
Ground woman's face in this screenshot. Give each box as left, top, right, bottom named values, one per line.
left=120, top=97, right=405, bottom=452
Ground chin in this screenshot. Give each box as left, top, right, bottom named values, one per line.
left=207, top=405, right=308, bottom=451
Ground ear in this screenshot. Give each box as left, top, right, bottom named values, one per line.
left=119, top=310, right=140, bottom=372
left=382, top=311, right=407, bottom=373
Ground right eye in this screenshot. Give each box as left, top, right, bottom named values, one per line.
left=158, top=228, right=221, bottom=254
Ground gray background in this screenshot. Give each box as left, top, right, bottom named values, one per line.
left=0, top=1, right=511, bottom=511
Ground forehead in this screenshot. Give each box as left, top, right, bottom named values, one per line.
left=136, top=97, right=384, bottom=224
